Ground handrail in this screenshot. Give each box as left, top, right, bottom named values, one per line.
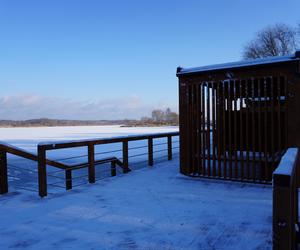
left=0, top=142, right=68, bottom=169
left=0, top=131, right=180, bottom=197
left=39, top=131, right=179, bottom=150
left=273, top=148, right=300, bottom=250
left=37, top=131, right=179, bottom=197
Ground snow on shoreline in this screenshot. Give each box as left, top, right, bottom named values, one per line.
left=0, top=125, right=179, bottom=153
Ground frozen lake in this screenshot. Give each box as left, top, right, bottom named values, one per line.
left=0, top=125, right=179, bottom=153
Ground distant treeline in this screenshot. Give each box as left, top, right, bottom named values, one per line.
left=125, top=108, right=179, bottom=127
left=0, top=118, right=130, bottom=127
left=0, top=108, right=179, bottom=128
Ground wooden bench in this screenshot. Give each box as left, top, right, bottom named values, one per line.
left=64, top=157, right=131, bottom=190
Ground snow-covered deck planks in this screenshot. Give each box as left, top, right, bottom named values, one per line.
left=0, top=159, right=272, bottom=250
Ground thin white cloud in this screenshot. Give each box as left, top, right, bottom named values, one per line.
left=0, top=94, right=177, bottom=120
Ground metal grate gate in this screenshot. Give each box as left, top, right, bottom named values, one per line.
left=184, top=76, right=287, bottom=182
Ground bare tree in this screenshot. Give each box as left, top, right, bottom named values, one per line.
left=243, top=23, right=297, bottom=59
left=151, top=109, right=165, bottom=122
left=149, top=108, right=179, bottom=124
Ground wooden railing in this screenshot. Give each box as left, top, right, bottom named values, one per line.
left=273, top=148, right=300, bottom=250
left=0, top=132, right=179, bottom=197
left=0, top=142, right=69, bottom=194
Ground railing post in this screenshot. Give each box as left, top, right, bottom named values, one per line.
left=273, top=177, right=293, bottom=250
left=0, top=149, right=8, bottom=194
left=148, top=138, right=153, bottom=166
left=168, top=135, right=172, bottom=160
left=38, top=145, right=47, bottom=197
left=111, top=161, right=116, bottom=176
left=122, top=141, right=129, bottom=173
left=65, top=170, right=72, bottom=190
left=88, top=144, right=95, bottom=183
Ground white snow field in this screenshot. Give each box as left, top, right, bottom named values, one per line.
left=0, top=126, right=272, bottom=250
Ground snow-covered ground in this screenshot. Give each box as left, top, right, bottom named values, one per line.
left=0, top=126, right=272, bottom=249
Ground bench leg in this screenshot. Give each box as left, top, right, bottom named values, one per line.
left=65, top=170, right=72, bottom=190
left=111, top=161, right=116, bottom=177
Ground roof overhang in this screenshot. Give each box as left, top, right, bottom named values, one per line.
left=176, top=51, right=300, bottom=77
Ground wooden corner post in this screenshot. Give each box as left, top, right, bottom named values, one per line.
left=0, top=149, right=8, bottom=194
left=38, top=145, right=47, bottom=197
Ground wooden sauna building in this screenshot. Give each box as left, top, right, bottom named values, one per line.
left=176, top=51, right=300, bottom=182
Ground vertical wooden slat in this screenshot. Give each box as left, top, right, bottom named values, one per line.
left=199, top=83, right=203, bottom=174
left=148, top=137, right=153, bottom=166
left=264, top=77, right=268, bottom=182
left=167, top=136, right=172, bottom=161
left=228, top=80, right=232, bottom=179
left=251, top=78, right=256, bottom=181
left=179, top=79, right=188, bottom=175
left=217, top=81, right=222, bottom=177
left=270, top=77, right=275, bottom=175
left=233, top=80, right=238, bottom=178
left=207, top=82, right=211, bottom=176
left=245, top=79, right=250, bottom=179
left=38, top=145, right=47, bottom=197
left=189, top=84, right=195, bottom=174
left=192, top=84, right=197, bottom=174
left=212, top=81, right=216, bottom=176
left=195, top=83, right=200, bottom=173
left=222, top=81, right=227, bottom=178
left=258, top=78, right=263, bottom=181
left=189, top=85, right=193, bottom=174
left=186, top=85, right=191, bottom=174
left=202, top=83, right=206, bottom=176
left=0, top=150, right=8, bottom=194
left=284, top=76, right=288, bottom=151
left=277, top=77, right=281, bottom=154
left=240, top=80, right=244, bottom=179
left=65, top=170, right=72, bottom=190
left=88, top=144, right=95, bottom=183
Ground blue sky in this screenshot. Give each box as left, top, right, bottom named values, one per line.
left=0, top=0, right=299, bottom=120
